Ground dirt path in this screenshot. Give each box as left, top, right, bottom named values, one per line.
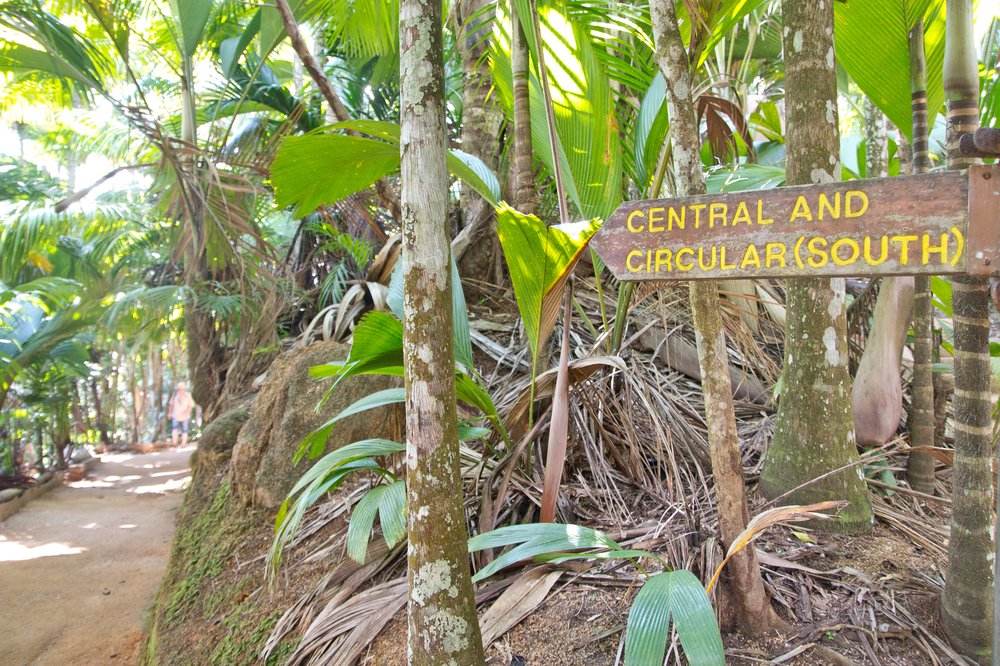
left=0, top=447, right=193, bottom=666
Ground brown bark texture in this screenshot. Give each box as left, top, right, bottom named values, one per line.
left=648, top=0, right=777, bottom=633
left=940, top=1, right=993, bottom=660
left=759, top=0, right=873, bottom=532
left=399, top=0, right=486, bottom=663
left=906, top=20, right=937, bottom=494
left=510, top=3, right=537, bottom=215
left=453, top=0, right=503, bottom=278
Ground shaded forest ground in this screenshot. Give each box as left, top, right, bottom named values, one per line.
left=0, top=447, right=191, bottom=665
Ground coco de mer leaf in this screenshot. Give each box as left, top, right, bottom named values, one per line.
left=495, top=204, right=602, bottom=380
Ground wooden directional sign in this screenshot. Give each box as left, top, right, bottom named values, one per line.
left=591, top=165, right=1000, bottom=281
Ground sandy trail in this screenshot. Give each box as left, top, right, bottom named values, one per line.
left=0, top=447, right=192, bottom=666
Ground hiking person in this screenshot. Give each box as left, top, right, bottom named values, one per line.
left=167, top=382, right=200, bottom=447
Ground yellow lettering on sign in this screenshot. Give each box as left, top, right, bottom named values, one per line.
left=648, top=207, right=665, bottom=232
left=740, top=244, right=761, bottom=270
left=790, top=195, right=813, bottom=222
left=627, top=210, right=645, bottom=233
left=891, top=234, right=918, bottom=264
left=807, top=237, right=829, bottom=267
left=675, top=248, right=694, bottom=271
left=690, top=203, right=707, bottom=229
left=720, top=246, right=736, bottom=270
left=757, top=200, right=774, bottom=224
left=731, top=201, right=752, bottom=226
left=668, top=206, right=685, bottom=230
left=654, top=248, right=672, bottom=272
left=698, top=246, right=717, bottom=271
left=845, top=191, right=869, bottom=218
left=864, top=236, right=888, bottom=266
left=626, top=249, right=644, bottom=272
left=831, top=238, right=860, bottom=266
left=765, top=242, right=786, bottom=268
left=922, top=233, right=948, bottom=265
left=709, top=203, right=727, bottom=229
left=818, top=192, right=840, bottom=220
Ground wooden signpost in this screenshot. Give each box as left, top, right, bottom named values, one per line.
left=591, top=164, right=1000, bottom=280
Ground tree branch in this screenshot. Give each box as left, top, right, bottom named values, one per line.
left=274, top=0, right=401, bottom=222
left=54, top=163, right=157, bottom=213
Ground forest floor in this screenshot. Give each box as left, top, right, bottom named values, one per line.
left=0, top=446, right=192, bottom=666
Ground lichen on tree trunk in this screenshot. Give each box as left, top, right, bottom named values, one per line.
left=758, top=0, right=873, bottom=532
left=648, top=0, right=778, bottom=633
left=399, top=1, right=486, bottom=663
left=940, top=1, right=993, bottom=659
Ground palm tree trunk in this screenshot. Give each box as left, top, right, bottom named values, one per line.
left=453, top=0, right=503, bottom=277
left=90, top=377, right=111, bottom=448
left=863, top=99, right=888, bottom=178
left=907, top=20, right=937, bottom=494
left=648, top=0, right=778, bottom=633
left=510, top=3, right=537, bottom=215
left=941, top=1, right=993, bottom=660
left=179, top=54, right=225, bottom=413
left=853, top=101, right=914, bottom=450
left=759, top=0, right=873, bottom=532
left=399, top=0, right=485, bottom=662
left=107, top=358, right=120, bottom=445
left=126, top=349, right=139, bottom=445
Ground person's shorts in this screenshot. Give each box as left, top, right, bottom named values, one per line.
left=172, top=419, right=190, bottom=434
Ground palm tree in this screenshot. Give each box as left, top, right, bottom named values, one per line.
left=0, top=1, right=295, bottom=411
left=940, top=0, right=994, bottom=659
left=758, top=1, right=874, bottom=532
left=398, top=0, right=485, bottom=662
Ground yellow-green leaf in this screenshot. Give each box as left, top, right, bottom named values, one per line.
left=496, top=204, right=601, bottom=379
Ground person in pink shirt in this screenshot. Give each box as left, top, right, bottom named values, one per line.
left=167, top=382, right=200, bottom=447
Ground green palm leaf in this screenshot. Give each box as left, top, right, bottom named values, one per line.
left=696, top=0, right=774, bottom=66
left=0, top=7, right=110, bottom=92
left=625, top=570, right=725, bottom=666
left=834, top=0, right=945, bottom=140
left=492, top=1, right=623, bottom=220
left=345, top=479, right=406, bottom=564
left=633, top=74, right=670, bottom=192
left=296, top=388, right=407, bottom=462
left=271, top=134, right=401, bottom=217
left=270, top=124, right=500, bottom=215
left=166, top=0, right=213, bottom=59
left=496, top=205, right=602, bottom=382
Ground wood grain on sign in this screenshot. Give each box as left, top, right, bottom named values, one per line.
left=966, top=164, right=1000, bottom=275
left=592, top=171, right=974, bottom=280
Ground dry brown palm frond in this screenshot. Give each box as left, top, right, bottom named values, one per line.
left=299, top=281, right=390, bottom=345
left=848, top=277, right=881, bottom=372
left=279, top=577, right=407, bottom=666
left=706, top=500, right=849, bottom=593
left=479, top=568, right=564, bottom=648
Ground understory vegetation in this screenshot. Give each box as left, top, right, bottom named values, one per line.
left=2, top=0, right=1000, bottom=664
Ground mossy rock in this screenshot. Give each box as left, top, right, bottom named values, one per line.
left=194, top=408, right=249, bottom=473
left=229, top=339, right=403, bottom=510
